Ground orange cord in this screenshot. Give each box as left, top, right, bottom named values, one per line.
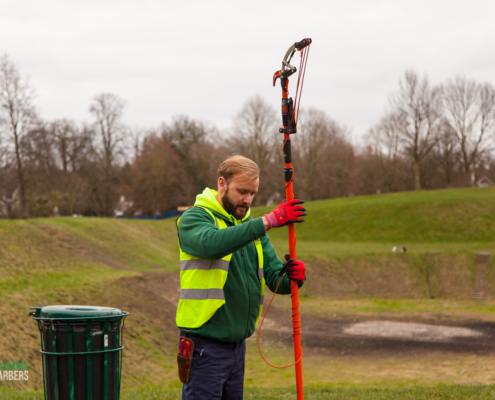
left=291, top=48, right=304, bottom=125
left=291, top=45, right=311, bottom=131
left=257, top=42, right=310, bottom=371
left=257, top=275, right=303, bottom=368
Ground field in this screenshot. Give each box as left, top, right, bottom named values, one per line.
left=1, top=187, right=495, bottom=397
left=3, top=385, right=495, bottom=400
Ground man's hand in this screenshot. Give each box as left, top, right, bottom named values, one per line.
left=263, top=199, right=306, bottom=230
left=287, top=260, right=306, bottom=286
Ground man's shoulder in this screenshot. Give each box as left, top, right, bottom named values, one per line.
left=183, top=206, right=212, bottom=216
left=181, top=206, right=226, bottom=225
left=180, top=206, right=214, bottom=224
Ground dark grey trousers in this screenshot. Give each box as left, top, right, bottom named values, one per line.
left=182, top=340, right=246, bottom=400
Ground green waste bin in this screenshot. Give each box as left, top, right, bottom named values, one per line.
left=30, top=305, right=129, bottom=400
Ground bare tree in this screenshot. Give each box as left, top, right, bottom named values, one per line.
left=0, top=54, right=37, bottom=217
left=188, top=138, right=228, bottom=193
left=50, top=119, right=78, bottom=172
left=90, top=93, right=126, bottom=173
left=296, top=108, right=328, bottom=200
left=0, top=129, right=8, bottom=172
left=366, top=112, right=403, bottom=192
left=161, top=115, right=210, bottom=158
left=289, top=107, right=355, bottom=200
left=228, top=95, right=279, bottom=204
left=23, top=122, right=55, bottom=172
left=160, top=115, right=217, bottom=201
left=294, top=108, right=340, bottom=199
left=435, top=121, right=460, bottom=186
left=68, top=123, right=94, bottom=172
left=442, top=77, right=495, bottom=185
left=0, top=136, right=17, bottom=217
left=128, top=126, right=144, bottom=160
left=390, top=70, right=442, bottom=190
left=130, top=135, right=192, bottom=214
left=89, top=93, right=127, bottom=214
left=480, top=82, right=495, bottom=144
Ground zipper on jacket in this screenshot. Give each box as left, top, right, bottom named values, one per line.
left=241, top=248, right=244, bottom=256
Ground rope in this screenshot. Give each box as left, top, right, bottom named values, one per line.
left=257, top=40, right=310, bottom=371
left=292, top=50, right=304, bottom=121
left=291, top=44, right=311, bottom=130
left=257, top=275, right=303, bottom=368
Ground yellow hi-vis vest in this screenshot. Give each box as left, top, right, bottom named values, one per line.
left=176, top=207, right=266, bottom=329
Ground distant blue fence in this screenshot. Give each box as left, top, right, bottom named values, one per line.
left=118, top=209, right=184, bottom=220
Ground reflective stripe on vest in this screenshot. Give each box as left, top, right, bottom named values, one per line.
left=180, top=288, right=225, bottom=300
left=254, top=237, right=265, bottom=327
left=176, top=206, right=265, bottom=329
left=180, top=259, right=230, bottom=272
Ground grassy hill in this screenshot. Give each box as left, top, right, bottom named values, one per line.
left=1, top=187, right=495, bottom=391
left=0, top=217, right=182, bottom=391
left=255, top=187, right=495, bottom=242
left=253, top=187, right=495, bottom=258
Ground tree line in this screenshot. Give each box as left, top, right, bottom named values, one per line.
left=1, top=54, right=494, bottom=218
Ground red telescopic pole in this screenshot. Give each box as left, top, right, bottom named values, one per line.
left=284, top=139, right=304, bottom=400
left=267, top=38, right=310, bottom=400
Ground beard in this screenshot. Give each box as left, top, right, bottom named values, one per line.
left=221, top=186, right=250, bottom=220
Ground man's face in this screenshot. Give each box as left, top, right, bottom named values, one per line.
left=219, top=175, right=259, bottom=220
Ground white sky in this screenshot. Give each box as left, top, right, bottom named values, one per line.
left=1, top=0, right=495, bottom=142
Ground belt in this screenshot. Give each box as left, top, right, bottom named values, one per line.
left=180, top=332, right=233, bottom=347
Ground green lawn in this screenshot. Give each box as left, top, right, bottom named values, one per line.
left=126, top=385, right=495, bottom=400
left=274, top=297, right=495, bottom=322
left=3, top=385, right=495, bottom=400
left=253, top=187, right=495, bottom=244
left=2, top=187, right=495, bottom=392
left=269, top=239, right=495, bottom=259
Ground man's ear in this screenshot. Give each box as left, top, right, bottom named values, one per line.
left=218, top=177, right=227, bottom=193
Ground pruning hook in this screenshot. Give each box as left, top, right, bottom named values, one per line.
left=273, top=38, right=312, bottom=88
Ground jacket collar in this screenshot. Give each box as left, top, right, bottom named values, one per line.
left=193, top=188, right=251, bottom=223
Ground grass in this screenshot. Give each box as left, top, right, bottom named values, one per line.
left=0, top=217, right=177, bottom=293
left=269, top=239, right=495, bottom=259
left=243, top=343, right=495, bottom=387
left=3, top=385, right=495, bottom=399
left=252, top=186, right=495, bottom=244
left=0, top=218, right=183, bottom=391
left=274, top=297, right=495, bottom=322
left=2, top=187, right=495, bottom=392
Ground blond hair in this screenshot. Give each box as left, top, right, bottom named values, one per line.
left=217, top=155, right=259, bottom=183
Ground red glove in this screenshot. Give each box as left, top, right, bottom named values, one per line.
left=264, top=199, right=306, bottom=230
left=287, top=260, right=306, bottom=286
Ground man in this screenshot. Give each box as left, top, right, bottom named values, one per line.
left=176, top=155, right=307, bottom=400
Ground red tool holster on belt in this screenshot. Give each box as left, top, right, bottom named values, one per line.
left=177, top=336, right=194, bottom=384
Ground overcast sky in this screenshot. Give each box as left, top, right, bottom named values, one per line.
left=1, top=0, right=495, bottom=142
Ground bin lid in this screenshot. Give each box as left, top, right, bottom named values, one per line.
left=37, top=305, right=123, bottom=319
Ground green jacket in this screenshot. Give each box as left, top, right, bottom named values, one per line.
left=176, top=188, right=292, bottom=342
